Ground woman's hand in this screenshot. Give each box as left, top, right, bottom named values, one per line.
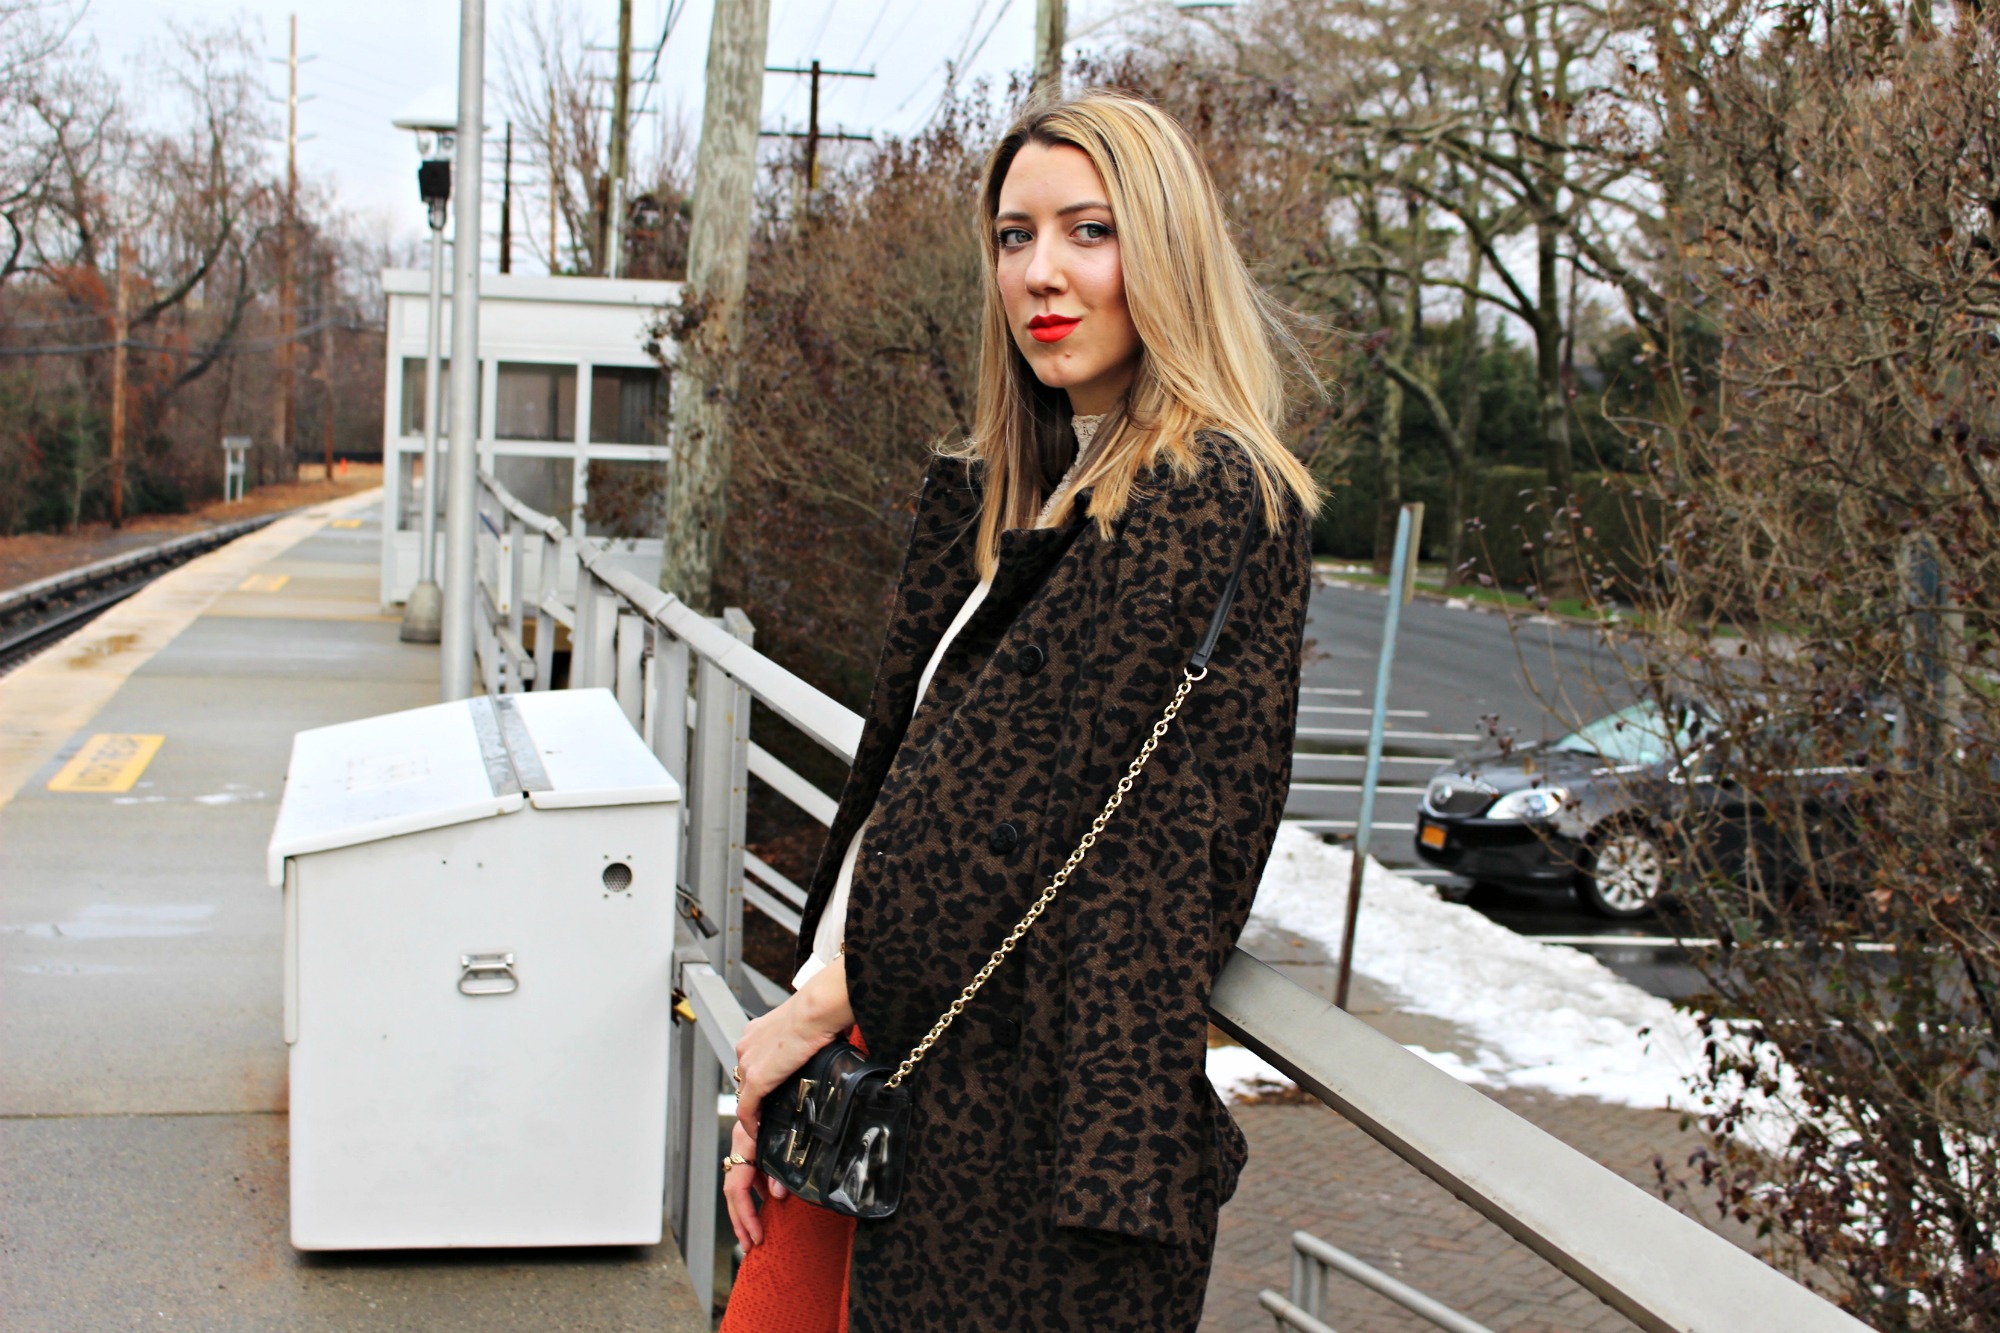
left=724, top=1118, right=778, bottom=1250
left=732, top=956, right=854, bottom=1140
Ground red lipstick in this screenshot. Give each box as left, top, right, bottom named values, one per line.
left=1027, top=313, right=1081, bottom=343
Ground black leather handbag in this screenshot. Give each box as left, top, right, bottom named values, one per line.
left=757, top=502, right=1261, bottom=1220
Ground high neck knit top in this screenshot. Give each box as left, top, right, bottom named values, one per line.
left=1036, top=413, right=1107, bottom=527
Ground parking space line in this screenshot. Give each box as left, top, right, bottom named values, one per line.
left=1298, top=726, right=1480, bottom=743
left=1298, top=704, right=1432, bottom=719
left=1292, top=753, right=1443, bottom=766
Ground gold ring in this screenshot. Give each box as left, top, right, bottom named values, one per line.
left=731, top=1064, right=743, bottom=1087
left=721, top=1152, right=750, bottom=1175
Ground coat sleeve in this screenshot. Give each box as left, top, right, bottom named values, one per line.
left=1051, top=436, right=1312, bottom=1246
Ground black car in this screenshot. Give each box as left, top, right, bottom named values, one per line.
left=1411, top=701, right=1872, bottom=918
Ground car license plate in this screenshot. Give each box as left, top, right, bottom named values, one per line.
left=1420, top=824, right=1447, bottom=849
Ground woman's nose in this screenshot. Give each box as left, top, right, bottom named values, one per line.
left=1024, top=235, right=1065, bottom=295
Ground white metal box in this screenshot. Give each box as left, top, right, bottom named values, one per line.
left=267, top=689, right=679, bottom=1251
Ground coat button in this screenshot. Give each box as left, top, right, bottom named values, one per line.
left=1017, top=643, right=1046, bottom=676
left=988, top=822, right=1021, bottom=853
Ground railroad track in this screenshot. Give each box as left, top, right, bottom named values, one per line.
left=0, top=514, right=284, bottom=676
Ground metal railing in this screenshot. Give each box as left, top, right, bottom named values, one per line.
left=1261, top=1231, right=1495, bottom=1333
left=470, top=467, right=1869, bottom=1332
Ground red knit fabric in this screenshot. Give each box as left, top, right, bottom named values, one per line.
left=718, top=1187, right=856, bottom=1333
left=717, top=1028, right=866, bottom=1333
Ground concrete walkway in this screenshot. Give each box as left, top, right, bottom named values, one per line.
left=0, top=495, right=704, bottom=1332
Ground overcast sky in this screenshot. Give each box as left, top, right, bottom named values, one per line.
left=76, top=0, right=1199, bottom=269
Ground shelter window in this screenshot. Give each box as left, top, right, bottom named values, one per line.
left=496, top=362, right=578, bottom=442
left=400, top=358, right=471, bottom=435
left=590, top=366, right=665, bottom=445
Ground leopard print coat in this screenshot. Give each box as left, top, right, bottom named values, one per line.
left=792, top=432, right=1312, bottom=1332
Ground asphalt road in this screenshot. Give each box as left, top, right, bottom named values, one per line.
left=1290, top=572, right=1709, bottom=1001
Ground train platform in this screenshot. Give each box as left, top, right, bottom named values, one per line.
left=0, top=492, right=704, bottom=1332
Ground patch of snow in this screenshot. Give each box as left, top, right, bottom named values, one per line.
left=1205, top=1043, right=1296, bottom=1101
left=1249, top=825, right=1799, bottom=1149
left=1402, top=1045, right=1500, bottom=1086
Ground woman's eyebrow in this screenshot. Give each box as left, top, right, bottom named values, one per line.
left=993, top=201, right=1113, bottom=224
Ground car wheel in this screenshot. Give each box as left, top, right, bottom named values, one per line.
left=1580, top=825, right=1668, bottom=918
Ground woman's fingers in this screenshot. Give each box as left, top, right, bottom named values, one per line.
left=735, top=1072, right=774, bottom=1138
left=724, top=1170, right=763, bottom=1249
left=724, top=1123, right=765, bottom=1248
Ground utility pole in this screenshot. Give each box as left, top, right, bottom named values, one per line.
left=606, top=0, right=634, bottom=277
left=547, top=86, right=560, bottom=272
left=763, top=62, right=873, bottom=203
left=274, top=13, right=300, bottom=480
left=500, top=121, right=513, bottom=274
left=319, top=253, right=336, bottom=477
left=1034, top=0, right=1065, bottom=101
left=807, top=58, right=820, bottom=191
left=659, top=0, right=771, bottom=611
left=109, top=239, right=131, bottom=527
left=440, top=0, right=488, bottom=702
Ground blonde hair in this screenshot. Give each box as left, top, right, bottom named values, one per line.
left=956, top=89, right=1322, bottom=577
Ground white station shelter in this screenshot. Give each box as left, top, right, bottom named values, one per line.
left=377, top=270, right=680, bottom=608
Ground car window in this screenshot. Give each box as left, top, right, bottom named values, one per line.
left=1552, top=702, right=1704, bottom=766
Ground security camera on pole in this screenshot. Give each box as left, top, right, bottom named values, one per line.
left=391, top=94, right=459, bottom=645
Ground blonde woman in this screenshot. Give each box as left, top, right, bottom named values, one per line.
left=721, top=89, right=1321, bottom=1333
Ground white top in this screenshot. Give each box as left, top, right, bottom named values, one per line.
left=792, top=423, right=1107, bottom=989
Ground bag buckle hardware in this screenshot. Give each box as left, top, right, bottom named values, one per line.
left=783, top=1077, right=820, bottom=1167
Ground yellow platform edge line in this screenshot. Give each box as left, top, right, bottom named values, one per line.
left=47, top=733, right=166, bottom=793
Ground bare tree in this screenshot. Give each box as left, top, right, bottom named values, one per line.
left=496, top=1, right=607, bottom=275
left=0, top=0, right=79, bottom=283
left=1606, top=3, right=2000, bottom=1324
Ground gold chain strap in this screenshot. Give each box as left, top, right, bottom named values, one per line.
left=885, top=664, right=1208, bottom=1090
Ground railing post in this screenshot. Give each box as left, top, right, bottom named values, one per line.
left=680, top=1012, right=724, bottom=1314
left=572, top=569, right=597, bottom=688
left=587, top=580, right=618, bottom=690
left=649, top=627, right=690, bottom=786
left=664, top=945, right=704, bottom=1294
left=615, top=611, right=643, bottom=725
left=684, top=609, right=753, bottom=988
left=533, top=534, right=559, bottom=691
left=1291, top=1239, right=1324, bottom=1317
left=507, top=516, right=527, bottom=671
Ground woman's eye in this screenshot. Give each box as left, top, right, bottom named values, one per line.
left=1075, top=221, right=1113, bottom=242
left=997, top=226, right=1031, bottom=248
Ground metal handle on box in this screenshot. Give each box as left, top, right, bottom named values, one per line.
left=458, top=952, right=518, bottom=996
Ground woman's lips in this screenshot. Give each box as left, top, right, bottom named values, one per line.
left=1027, top=314, right=1081, bottom=344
